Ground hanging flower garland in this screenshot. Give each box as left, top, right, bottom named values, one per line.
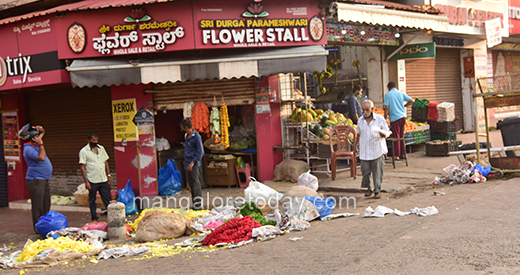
left=220, top=103, right=230, bottom=148
left=192, top=102, right=210, bottom=137
left=210, top=106, right=221, bottom=143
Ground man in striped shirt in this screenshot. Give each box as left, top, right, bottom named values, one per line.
left=356, top=100, right=388, bottom=199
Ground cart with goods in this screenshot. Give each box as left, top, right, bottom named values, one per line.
left=461, top=73, right=520, bottom=176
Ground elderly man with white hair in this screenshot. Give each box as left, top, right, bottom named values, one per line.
left=356, top=99, right=388, bottom=199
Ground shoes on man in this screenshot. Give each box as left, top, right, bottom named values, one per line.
left=365, top=189, right=373, bottom=197
left=374, top=192, right=381, bottom=199
left=101, top=210, right=108, bottom=215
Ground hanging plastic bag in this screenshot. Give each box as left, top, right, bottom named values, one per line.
left=296, top=170, right=319, bottom=191
left=35, top=210, right=68, bottom=238
left=471, top=164, right=491, bottom=177
left=304, top=197, right=335, bottom=218
left=244, top=177, right=284, bottom=203
left=158, top=159, right=182, bottom=196
left=156, top=137, right=170, bottom=151
left=116, top=180, right=138, bottom=215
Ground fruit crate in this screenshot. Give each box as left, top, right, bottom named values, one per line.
left=426, top=140, right=462, bottom=156
left=437, top=102, right=455, bottom=122
left=430, top=132, right=457, bottom=142
left=414, top=129, right=430, bottom=144
left=412, top=107, right=428, bottom=123
left=428, top=120, right=457, bottom=133
left=318, top=143, right=333, bottom=158
left=405, top=131, right=415, bottom=145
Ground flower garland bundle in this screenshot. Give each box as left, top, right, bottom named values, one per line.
left=220, top=103, right=230, bottom=148
left=201, top=216, right=261, bottom=245
left=192, top=102, right=210, bottom=137
left=210, top=106, right=221, bottom=143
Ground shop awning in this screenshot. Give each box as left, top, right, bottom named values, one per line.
left=67, top=45, right=328, bottom=88
left=335, top=2, right=449, bottom=31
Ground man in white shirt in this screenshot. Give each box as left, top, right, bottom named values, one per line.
left=356, top=100, right=388, bottom=199
left=79, top=132, right=112, bottom=221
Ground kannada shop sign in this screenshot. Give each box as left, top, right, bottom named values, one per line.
left=0, top=15, right=69, bottom=91
left=193, top=0, right=326, bottom=49
left=387, top=42, right=436, bottom=61
left=55, top=1, right=194, bottom=59
left=326, top=23, right=399, bottom=46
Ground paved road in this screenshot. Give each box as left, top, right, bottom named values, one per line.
left=3, top=177, right=520, bottom=274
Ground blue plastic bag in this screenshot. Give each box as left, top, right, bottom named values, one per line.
left=35, top=210, right=68, bottom=238
left=304, top=197, right=336, bottom=218
left=472, top=164, right=491, bottom=177
left=116, top=180, right=138, bottom=215
left=158, top=159, right=182, bottom=196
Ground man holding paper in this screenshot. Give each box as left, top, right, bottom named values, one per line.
left=357, top=100, right=389, bottom=199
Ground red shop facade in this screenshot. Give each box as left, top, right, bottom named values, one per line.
left=1, top=0, right=327, bottom=203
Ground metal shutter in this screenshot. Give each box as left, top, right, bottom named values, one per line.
left=25, top=87, right=115, bottom=195
left=405, top=48, right=463, bottom=130
left=150, top=78, right=256, bottom=110
left=0, top=131, right=7, bottom=207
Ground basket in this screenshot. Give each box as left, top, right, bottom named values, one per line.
left=73, top=192, right=118, bottom=208
left=430, top=132, right=457, bottom=142
left=427, top=102, right=441, bottom=121
left=426, top=141, right=462, bottom=156
left=428, top=120, right=457, bottom=133
left=412, top=107, right=428, bottom=123
left=414, top=129, right=430, bottom=144
left=437, top=102, right=455, bottom=122
left=412, top=98, right=430, bottom=108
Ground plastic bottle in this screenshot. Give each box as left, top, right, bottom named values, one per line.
left=107, top=201, right=126, bottom=240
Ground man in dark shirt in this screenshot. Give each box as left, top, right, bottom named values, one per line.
left=347, top=84, right=364, bottom=124
left=180, top=119, right=204, bottom=210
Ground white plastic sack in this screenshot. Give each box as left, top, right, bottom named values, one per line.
left=252, top=225, right=282, bottom=239
left=285, top=198, right=320, bottom=221
left=244, top=177, right=284, bottom=203
left=371, top=126, right=392, bottom=138
left=156, top=137, right=171, bottom=151
left=296, top=170, right=319, bottom=191
left=98, top=245, right=150, bottom=260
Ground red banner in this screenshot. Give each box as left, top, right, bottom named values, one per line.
left=510, top=0, right=520, bottom=34
left=193, top=0, right=326, bottom=49
left=0, top=15, right=69, bottom=91
left=55, top=1, right=195, bottom=59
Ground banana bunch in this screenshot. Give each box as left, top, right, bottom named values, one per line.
left=352, top=60, right=361, bottom=67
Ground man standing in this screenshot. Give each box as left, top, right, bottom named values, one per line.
left=180, top=119, right=204, bottom=210
left=357, top=100, right=388, bottom=199
left=79, top=132, right=112, bottom=222
left=347, top=84, right=364, bottom=124
left=19, top=124, right=52, bottom=232
left=383, top=82, right=414, bottom=159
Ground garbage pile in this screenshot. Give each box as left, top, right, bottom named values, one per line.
left=433, top=161, right=489, bottom=186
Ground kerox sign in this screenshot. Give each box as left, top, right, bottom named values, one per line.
left=510, top=0, right=520, bottom=34
left=193, top=0, right=326, bottom=49
left=0, top=15, right=68, bottom=91
left=55, top=1, right=195, bottom=59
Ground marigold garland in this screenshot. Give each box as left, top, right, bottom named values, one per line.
left=192, top=102, right=210, bottom=137
left=220, top=103, right=230, bottom=148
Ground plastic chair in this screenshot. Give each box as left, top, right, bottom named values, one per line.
left=235, top=163, right=251, bottom=188
left=329, top=125, right=359, bottom=180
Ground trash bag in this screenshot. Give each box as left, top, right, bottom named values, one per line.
left=35, top=210, right=68, bottom=238
left=296, top=170, right=319, bottom=191
left=158, top=159, right=182, bottom=196
left=116, top=180, right=138, bottom=215
left=244, top=177, right=284, bottom=203
left=472, top=164, right=491, bottom=177
left=304, top=197, right=335, bottom=218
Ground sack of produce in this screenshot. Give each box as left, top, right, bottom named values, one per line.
left=296, top=170, right=319, bottom=191
left=273, top=159, right=310, bottom=182
left=135, top=211, right=187, bottom=242
left=35, top=210, right=68, bottom=238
